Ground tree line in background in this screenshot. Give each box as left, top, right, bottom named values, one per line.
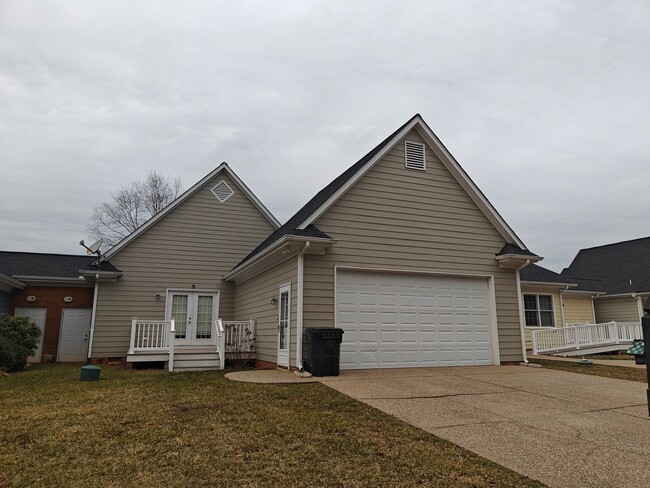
left=87, top=170, right=182, bottom=249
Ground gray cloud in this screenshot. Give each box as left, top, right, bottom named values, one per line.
left=1, top=0, right=648, bottom=271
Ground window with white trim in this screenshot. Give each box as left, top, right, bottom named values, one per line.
left=404, top=140, right=426, bottom=170
left=523, top=294, right=555, bottom=327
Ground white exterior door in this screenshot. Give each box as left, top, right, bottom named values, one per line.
left=167, top=291, right=219, bottom=346
left=277, top=284, right=291, bottom=368
left=58, top=308, right=92, bottom=362
left=336, top=270, right=494, bottom=369
left=15, top=307, right=47, bottom=363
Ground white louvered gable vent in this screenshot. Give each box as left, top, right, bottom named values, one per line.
left=211, top=180, right=235, bottom=203
left=404, top=140, right=426, bottom=171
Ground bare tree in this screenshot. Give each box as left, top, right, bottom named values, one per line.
left=87, top=171, right=182, bottom=248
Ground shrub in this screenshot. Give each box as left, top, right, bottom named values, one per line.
left=0, top=314, right=41, bottom=372
left=0, top=335, right=30, bottom=372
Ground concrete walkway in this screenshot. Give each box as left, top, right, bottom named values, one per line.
left=319, top=365, right=650, bottom=488
left=225, top=369, right=318, bottom=383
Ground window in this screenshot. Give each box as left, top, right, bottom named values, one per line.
left=523, top=294, right=555, bottom=327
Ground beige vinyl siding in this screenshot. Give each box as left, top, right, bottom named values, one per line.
left=594, top=297, right=641, bottom=323
left=92, top=173, right=276, bottom=358
left=234, top=259, right=297, bottom=365
left=563, top=293, right=596, bottom=325
left=303, top=129, right=523, bottom=363
left=520, top=287, right=561, bottom=348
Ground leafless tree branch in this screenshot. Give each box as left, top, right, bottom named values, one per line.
left=87, top=170, right=182, bottom=248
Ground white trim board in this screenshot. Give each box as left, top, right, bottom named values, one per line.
left=105, top=163, right=280, bottom=259
left=297, top=115, right=527, bottom=250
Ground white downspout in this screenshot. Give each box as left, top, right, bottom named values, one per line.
left=559, top=285, right=569, bottom=327
left=636, top=294, right=644, bottom=322
left=296, top=241, right=310, bottom=371
left=590, top=293, right=601, bottom=323
left=515, top=259, right=531, bottom=363
left=87, top=274, right=99, bottom=361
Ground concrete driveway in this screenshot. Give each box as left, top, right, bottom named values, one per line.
left=320, top=365, right=650, bottom=488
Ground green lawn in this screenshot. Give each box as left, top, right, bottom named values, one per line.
left=0, top=364, right=543, bottom=487
left=530, top=358, right=647, bottom=383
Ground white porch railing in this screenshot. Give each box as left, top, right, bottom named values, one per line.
left=129, top=318, right=256, bottom=371
left=532, top=321, right=643, bottom=355
left=128, top=318, right=176, bottom=371
left=223, top=319, right=256, bottom=353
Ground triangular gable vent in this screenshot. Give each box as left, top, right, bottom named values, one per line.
left=211, top=180, right=235, bottom=203
left=405, top=140, right=426, bottom=171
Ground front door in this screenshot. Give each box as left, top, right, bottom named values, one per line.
left=58, top=308, right=92, bottom=362
left=15, top=307, right=47, bottom=363
left=166, top=291, right=219, bottom=345
left=277, top=284, right=291, bottom=368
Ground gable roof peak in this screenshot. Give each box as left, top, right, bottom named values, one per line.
left=232, top=114, right=533, bottom=272
left=104, top=163, right=280, bottom=259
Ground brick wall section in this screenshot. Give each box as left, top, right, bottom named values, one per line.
left=10, top=286, right=94, bottom=361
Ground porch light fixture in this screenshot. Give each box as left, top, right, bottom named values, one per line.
left=270, top=297, right=278, bottom=306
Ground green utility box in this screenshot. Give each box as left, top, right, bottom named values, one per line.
left=80, top=365, right=101, bottom=382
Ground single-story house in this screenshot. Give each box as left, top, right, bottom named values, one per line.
left=561, top=237, right=650, bottom=323
left=0, top=252, right=119, bottom=362
left=519, top=263, right=602, bottom=348
left=89, top=114, right=542, bottom=371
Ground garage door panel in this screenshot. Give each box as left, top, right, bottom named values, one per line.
left=336, top=270, right=494, bottom=369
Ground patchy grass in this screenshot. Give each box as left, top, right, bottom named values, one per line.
left=531, top=359, right=648, bottom=383
left=0, top=364, right=543, bottom=488
left=585, top=353, right=636, bottom=361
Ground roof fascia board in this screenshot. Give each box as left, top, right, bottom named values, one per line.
left=521, top=281, right=578, bottom=288
left=224, top=236, right=336, bottom=282
left=105, top=163, right=279, bottom=259
left=297, top=116, right=527, bottom=249
left=564, top=289, right=605, bottom=295
left=296, top=118, right=420, bottom=230
left=595, top=292, right=650, bottom=299
left=415, top=120, right=526, bottom=248
left=0, top=273, right=25, bottom=289
left=12, top=276, right=92, bottom=287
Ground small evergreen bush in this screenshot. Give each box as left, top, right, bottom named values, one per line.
left=0, top=314, right=41, bottom=372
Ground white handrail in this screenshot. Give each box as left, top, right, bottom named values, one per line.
left=532, top=321, right=642, bottom=355
left=168, top=319, right=175, bottom=372
left=216, top=319, right=225, bottom=370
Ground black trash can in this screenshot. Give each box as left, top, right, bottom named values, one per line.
left=306, top=328, right=344, bottom=377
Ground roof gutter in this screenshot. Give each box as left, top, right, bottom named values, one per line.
left=224, top=235, right=336, bottom=282
left=296, top=241, right=310, bottom=371
left=0, top=273, right=25, bottom=290
left=515, top=259, right=531, bottom=363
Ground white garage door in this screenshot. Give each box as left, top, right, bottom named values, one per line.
left=336, top=270, right=494, bottom=369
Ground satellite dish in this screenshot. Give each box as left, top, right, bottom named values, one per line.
left=79, top=238, right=103, bottom=256
left=86, top=238, right=103, bottom=254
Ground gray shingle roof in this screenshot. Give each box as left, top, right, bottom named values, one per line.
left=520, top=264, right=575, bottom=284
left=561, top=237, right=650, bottom=294
left=232, top=115, right=422, bottom=270
left=496, top=243, right=539, bottom=257
left=0, top=251, right=119, bottom=278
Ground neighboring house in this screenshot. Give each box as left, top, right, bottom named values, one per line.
left=0, top=252, right=119, bottom=362
left=562, top=237, right=650, bottom=323
left=519, top=263, right=601, bottom=348
left=90, top=114, right=541, bottom=371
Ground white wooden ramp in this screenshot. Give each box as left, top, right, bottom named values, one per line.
left=532, top=322, right=642, bottom=356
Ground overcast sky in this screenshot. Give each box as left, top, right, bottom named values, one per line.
left=1, top=1, right=648, bottom=271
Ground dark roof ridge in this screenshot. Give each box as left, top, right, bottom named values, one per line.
left=577, top=235, right=650, bottom=252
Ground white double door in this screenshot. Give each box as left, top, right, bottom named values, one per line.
left=166, top=291, right=219, bottom=345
